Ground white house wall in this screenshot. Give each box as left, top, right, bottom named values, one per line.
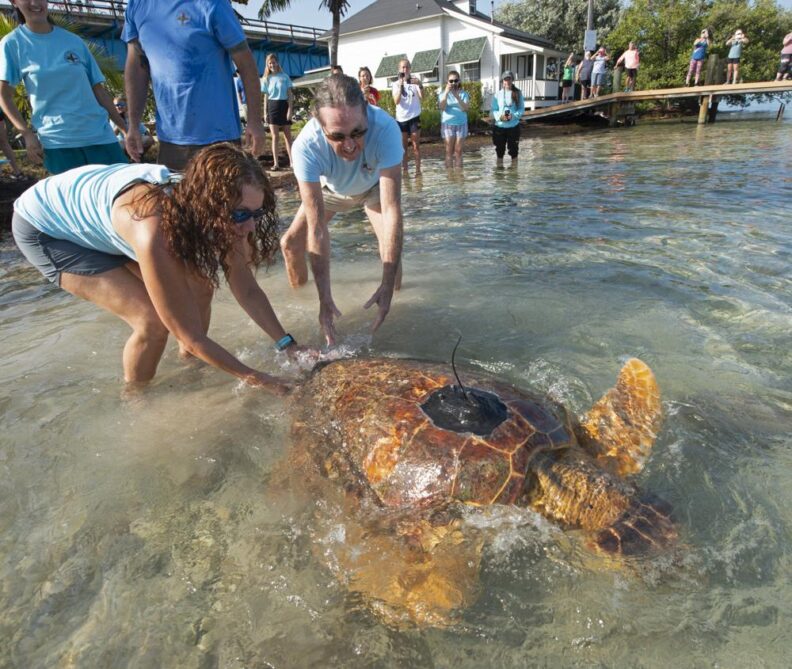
left=337, top=19, right=443, bottom=89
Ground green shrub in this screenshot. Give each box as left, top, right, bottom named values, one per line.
left=379, top=87, right=396, bottom=116
left=462, top=82, right=483, bottom=124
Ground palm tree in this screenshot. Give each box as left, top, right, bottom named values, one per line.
left=256, top=0, right=350, bottom=67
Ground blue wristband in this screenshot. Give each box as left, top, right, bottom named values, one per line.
left=275, top=333, right=296, bottom=351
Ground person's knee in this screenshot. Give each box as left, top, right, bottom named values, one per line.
left=133, top=310, right=169, bottom=344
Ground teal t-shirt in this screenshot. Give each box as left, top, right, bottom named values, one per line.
left=14, top=163, right=173, bottom=260
left=438, top=89, right=470, bottom=126
left=262, top=72, right=292, bottom=100
left=293, top=104, right=403, bottom=196
left=0, top=26, right=117, bottom=149
left=492, top=89, right=525, bottom=128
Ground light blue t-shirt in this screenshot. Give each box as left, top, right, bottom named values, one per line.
left=0, top=26, right=117, bottom=149
left=439, top=89, right=470, bottom=126
left=492, top=89, right=525, bottom=129
left=293, top=104, right=403, bottom=196
left=122, top=0, right=245, bottom=145
left=262, top=72, right=292, bottom=100
left=728, top=41, right=744, bottom=59
left=14, top=163, right=173, bottom=260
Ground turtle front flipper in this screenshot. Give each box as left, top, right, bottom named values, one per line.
left=328, top=515, right=483, bottom=628
left=575, top=358, right=662, bottom=477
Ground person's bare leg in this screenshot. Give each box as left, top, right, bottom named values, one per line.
left=269, top=125, right=280, bottom=168
left=280, top=205, right=337, bottom=288
left=733, top=63, right=740, bottom=84
left=365, top=204, right=402, bottom=290
left=401, top=131, right=409, bottom=172
left=60, top=267, right=169, bottom=383
left=454, top=137, right=464, bottom=168
left=282, top=126, right=294, bottom=167
left=0, top=121, right=21, bottom=174
left=444, top=137, right=453, bottom=168
left=412, top=130, right=421, bottom=175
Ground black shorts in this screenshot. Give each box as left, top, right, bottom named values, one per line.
left=778, top=54, right=792, bottom=75
left=727, top=58, right=741, bottom=65
left=397, top=115, right=421, bottom=135
left=625, top=68, right=638, bottom=78
left=561, top=79, right=573, bottom=87
left=12, top=213, right=130, bottom=285
left=580, top=78, right=591, bottom=87
left=267, top=99, right=290, bottom=126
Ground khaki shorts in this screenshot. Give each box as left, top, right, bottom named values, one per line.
left=322, top=183, right=380, bottom=213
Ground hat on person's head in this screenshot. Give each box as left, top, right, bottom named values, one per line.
left=501, top=70, right=515, bottom=80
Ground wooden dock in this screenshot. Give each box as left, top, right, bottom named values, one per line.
left=522, top=80, right=792, bottom=126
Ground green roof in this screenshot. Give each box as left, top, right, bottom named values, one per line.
left=291, top=66, right=332, bottom=88
left=411, top=48, right=441, bottom=74
left=447, top=36, right=487, bottom=65
left=375, top=53, right=407, bottom=78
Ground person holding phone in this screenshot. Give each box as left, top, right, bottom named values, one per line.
left=438, top=70, right=469, bottom=169
left=391, top=58, right=422, bottom=175
left=491, top=70, right=524, bottom=167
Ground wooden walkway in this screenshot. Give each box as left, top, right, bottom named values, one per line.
left=522, top=80, right=792, bottom=125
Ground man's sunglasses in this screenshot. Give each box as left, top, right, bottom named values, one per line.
left=231, top=207, right=265, bottom=224
left=323, top=127, right=368, bottom=142
left=448, top=79, right=460, bottom=83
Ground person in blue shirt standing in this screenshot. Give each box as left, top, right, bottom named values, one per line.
left=0, top=0, right=127, bottom=175
left=438, top=70, right=469, bottom=169
left=122, top=0, right=265, bottom=171
left=725, top=29, right=749, bottom=85
left=280, top=75, right=404, bottom=345
left=491, top=70, right=524, bottom=168
left=261, top=53, right=293, bottom=171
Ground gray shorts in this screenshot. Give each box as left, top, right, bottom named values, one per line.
left=441, top=122, right=468, bottom=140
left=12, top=213, right=130, bottom=286
left=322, top=183, right=381, bottom=213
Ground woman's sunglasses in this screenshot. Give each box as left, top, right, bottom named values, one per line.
left=448, top=79, right=460, bottom=83
left=231, top=208, right=265, bottom=224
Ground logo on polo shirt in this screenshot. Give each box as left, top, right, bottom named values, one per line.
left=176, top=12, right=190, bottom=25
left=64, top=51, right=81, bottom=65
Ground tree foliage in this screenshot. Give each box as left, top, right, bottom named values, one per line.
left=256, top=0, right=350, bottom=66
left=495, top=0, right=623, bottom=52
left=607, top=0, right=792, bottom=93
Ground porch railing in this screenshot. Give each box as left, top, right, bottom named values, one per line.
left=513, top=78, right=559, bottom=100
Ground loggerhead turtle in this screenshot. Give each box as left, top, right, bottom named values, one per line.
left=289, top=356, right=676, bottom=625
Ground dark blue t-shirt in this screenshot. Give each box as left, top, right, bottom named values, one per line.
left=123, top=0, right=245, bottom=145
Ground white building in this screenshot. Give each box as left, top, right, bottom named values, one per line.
left=327, top=0, right=565, bottom=110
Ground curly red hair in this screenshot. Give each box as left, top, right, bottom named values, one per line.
left=133, top=143, right=279, bottom=287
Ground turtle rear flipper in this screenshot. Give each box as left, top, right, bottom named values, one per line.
left=576, top=358, right=662, bottom=477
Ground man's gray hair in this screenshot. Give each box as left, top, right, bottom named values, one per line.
left=313, top=74, right=366, bottom=116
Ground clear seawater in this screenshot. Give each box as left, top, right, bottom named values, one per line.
left=1, top=116, right=790, bottom=668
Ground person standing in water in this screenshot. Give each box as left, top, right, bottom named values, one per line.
left=491, top=70, right=524, bottom=167
left=438, top=70, right=469, bottom=168
left=392, top=58, right=423, bottom=175
left=12, top=143, right=303, bottom=392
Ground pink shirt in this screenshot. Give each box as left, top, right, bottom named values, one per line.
left=783, top=32, right=792, bottom=55
left=620, top=49, right=640, bottom=69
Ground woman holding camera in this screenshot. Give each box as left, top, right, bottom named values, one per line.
left=358, top=66, right=379, bottom=105
left=391, top=58, right=423, bottom=175
left=491, top=70, right=524, bottom=167
left=438, top=70, right=469, bottom=168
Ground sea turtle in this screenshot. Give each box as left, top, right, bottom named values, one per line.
left=288, top=356, right=676, bottom=625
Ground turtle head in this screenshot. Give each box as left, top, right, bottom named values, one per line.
left=420, top=385, right=508, bottom=436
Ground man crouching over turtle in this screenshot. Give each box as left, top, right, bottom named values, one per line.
left=280, top=75, right=404, bottom=345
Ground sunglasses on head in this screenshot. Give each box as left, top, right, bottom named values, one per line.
left=230, top=207, right=265, bottom=224
left=323, top=127, right=368, bottom=142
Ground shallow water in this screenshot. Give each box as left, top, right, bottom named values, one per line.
left=1, top=116, right=790, bottom=668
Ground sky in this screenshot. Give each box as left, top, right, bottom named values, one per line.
left=238, top=0, right=792, bottom=28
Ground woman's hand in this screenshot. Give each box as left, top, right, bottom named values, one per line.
left=244, top=371, right=292, bottom=395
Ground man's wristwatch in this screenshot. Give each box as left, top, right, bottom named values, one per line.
left=275, top=333, right=296, bottom=351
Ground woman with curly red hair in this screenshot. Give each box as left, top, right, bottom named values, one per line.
left=12, top=143, right=300, bottom=393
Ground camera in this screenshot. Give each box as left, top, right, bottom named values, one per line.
left=399, top=72, right=405, bottom=79
left=503, top=108, right=511, bottom=118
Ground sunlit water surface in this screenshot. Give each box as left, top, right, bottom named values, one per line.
left=1, top=117, right=790, bottom=668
